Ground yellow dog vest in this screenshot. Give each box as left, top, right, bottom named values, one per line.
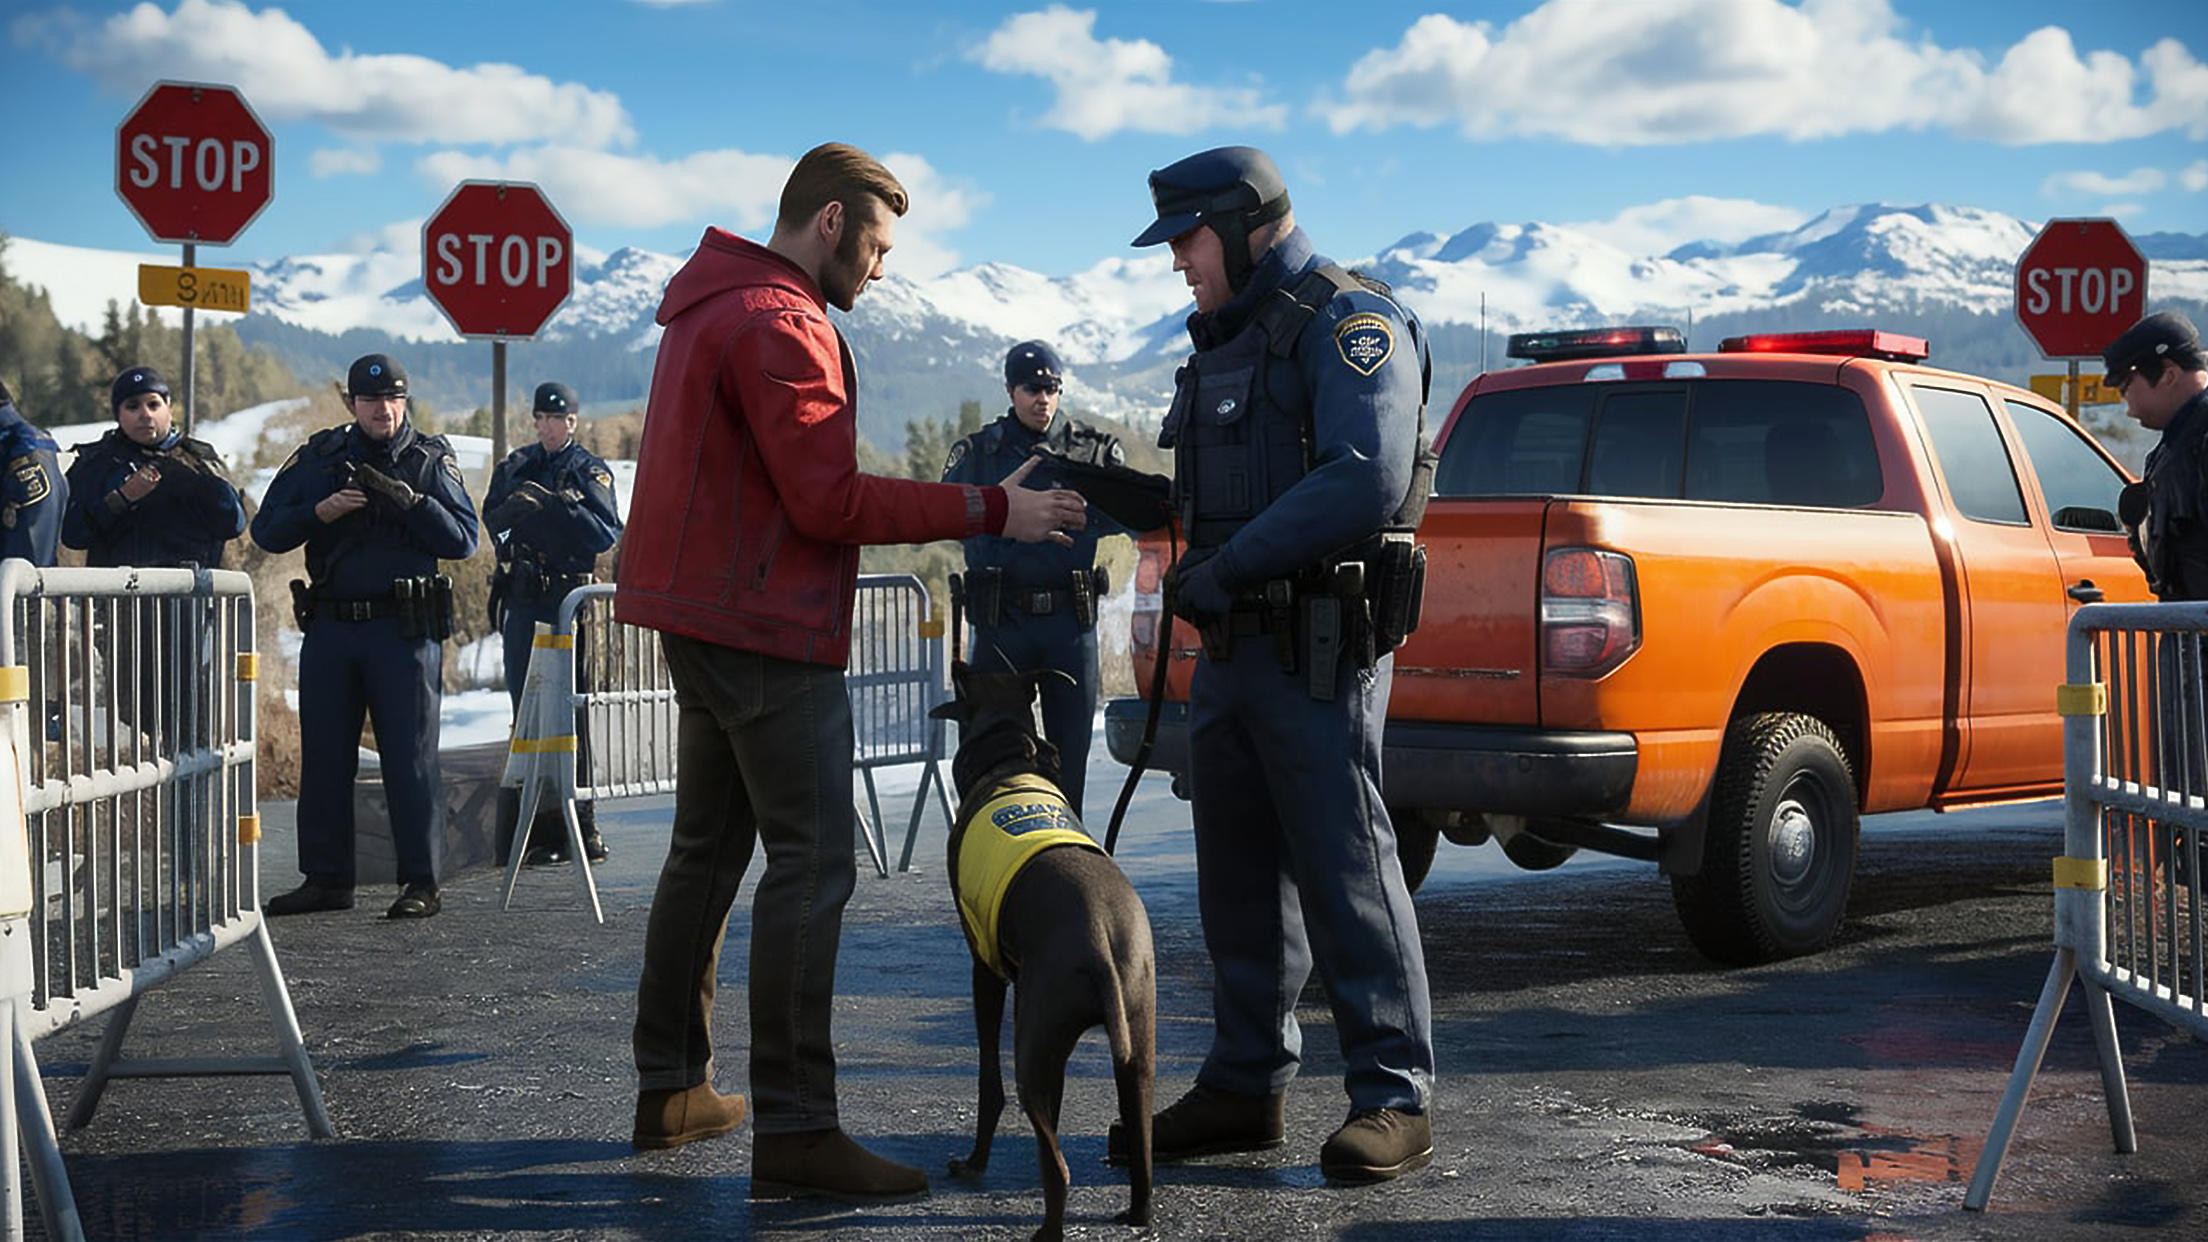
left=955, top=772, right=1103, bottom=978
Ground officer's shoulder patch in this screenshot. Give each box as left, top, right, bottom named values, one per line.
left=590, top=465, right=613, bottom=489
left=8, top=454, right=51, bottom=506
left=277, top=444, right=306, bottom=474
left=442, top=456, right=465, bottom=485
left=1333, top=312, right=1396, bottom=377
left=943, top=439, right=969, bottom=475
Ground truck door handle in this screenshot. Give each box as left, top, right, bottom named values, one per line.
left=2067, top=579, right=2104, bottom=603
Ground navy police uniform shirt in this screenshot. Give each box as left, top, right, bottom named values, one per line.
left=941, top=410, right=1125, bottom=586
left=62, top=428, right=247, bottom=569
left=0, top=398, right=66, bottom=567
left=251, top=421, right=479, bottom=594
left=1164, top=225, right=1426, bottom=590
left=483, top=440, right=622, bottom=580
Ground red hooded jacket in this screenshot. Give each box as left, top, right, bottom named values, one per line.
left=615, top=228, right=1006, bottom=666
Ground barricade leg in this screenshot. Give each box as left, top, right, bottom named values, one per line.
left=11, top=1014, right=84, bottom=1242
left=62, top=995, right=137, bottom=1129
left=559, top=797, right=604, bottom=925
left=896, top=759, right=955, bottom=873
left=248, top=920, right=334, bottom=1139
left=1965, top=949, right=2078, bottom=1209
left=855, top=771, right=889, bottom=878
left=500, top=782, right=545, bottom=911
left=2080, top=976, right=2138, bottom=1153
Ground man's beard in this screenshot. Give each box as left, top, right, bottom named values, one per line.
left=821, top=220, right=869, bottom=312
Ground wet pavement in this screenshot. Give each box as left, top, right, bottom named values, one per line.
left=21, top=759, right=2208, bottom=1241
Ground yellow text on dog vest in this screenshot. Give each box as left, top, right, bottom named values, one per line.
left=955, top=773, right=1102, bottom=978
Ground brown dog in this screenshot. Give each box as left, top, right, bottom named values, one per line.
left=932, top=662, right=1155, bottom=1242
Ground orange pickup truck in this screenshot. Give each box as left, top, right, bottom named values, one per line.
left=1104, top=326, right=2151, bottom=964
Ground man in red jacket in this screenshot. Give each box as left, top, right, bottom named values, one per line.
left=617, top=142, right=1087, bottom=1200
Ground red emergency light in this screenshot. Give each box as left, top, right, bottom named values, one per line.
left=1508, top=325, right=1686, bottom=363
left=1717, top=329, right=1929, bottom=362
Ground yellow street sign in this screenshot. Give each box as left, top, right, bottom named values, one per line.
left=137, top=263, right=251, bottom=314
left=2030, top=373, right=2118, bottom=406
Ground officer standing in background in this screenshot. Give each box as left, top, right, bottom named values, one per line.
left=1105, top=146, right=1436, bottom=1184
left=64, top=366, right=246, bottom=568
left=941, top=340, right=1124, bottom=815
left=252, top=354, right=480, bottom=920
left=2113, top=311, right=2208, bottom=601
left=484, top=380, right=623, bottom=865
left=0, top=376, right=66, bottom=566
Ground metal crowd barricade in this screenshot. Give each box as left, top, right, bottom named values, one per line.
left=0, top=561, right=330, bottom=1242
left=1967, top=601, right=2208, bottom=1208
left=500, top=576, right=955, bottom=915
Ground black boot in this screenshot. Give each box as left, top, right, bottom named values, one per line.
left=266, top=877, right=355, bottom=917
left=1107, top=1082, right=1284, bottom=1164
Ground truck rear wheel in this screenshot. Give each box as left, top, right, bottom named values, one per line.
left=1392, top=809, right=1439, bottom=893
left=1670, top=712, right=1858, bottom=965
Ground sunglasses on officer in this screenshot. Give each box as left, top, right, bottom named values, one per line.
left=1018, top=380, right=1062, bottom=396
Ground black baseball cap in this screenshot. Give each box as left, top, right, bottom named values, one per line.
left=1131, top=146, right=1288, bottom=248
left=533, top=381, right=579, bottom=415
left=1004, top=340, right=1064, bottom=391
left=110, top=366, right=170, bottom=412
left=347, top=353, right=408, bottom=399
left=2104, top=311, right=2201, bottom=387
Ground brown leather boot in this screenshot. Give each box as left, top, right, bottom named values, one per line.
left=1319, top=1108, right=1432, bottom=1184
left=1107, top=1081, right=1285, bottom=1164
left=751, top=1127, right=929, bottom=1201
left=632, top=1083, right=747, bottom=1150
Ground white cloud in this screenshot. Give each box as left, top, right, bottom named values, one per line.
left=1566, top=196, right=1808, bottom=255
left=413, top=147, right=986, bottom=277
left=2041, top=167, right=2167, bottom=197
left=2098, top=202, right=2145, bottom=219
left=1318, top=0, right=2208, bottom=147
left=310, top=147, right=382, bottom=178
left=23, top=0, right=633, bottom=148
left=2183, top=160, right=2208, bottom=192
left=969, top=5, right=1287, bottom=140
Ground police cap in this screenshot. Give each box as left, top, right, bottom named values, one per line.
left=346, top=353, right=409, bottom=400
left=2103, top=311, right=2202, bottom=387
left=109, top=366, right=170, bottom=412
left=1004, top=340, right=1065, bottom=391
left=1131, top=146, right=1289, bottom=248
left=533, top=381, right=580, bottom=416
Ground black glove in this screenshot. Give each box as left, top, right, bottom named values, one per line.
left=1166, top=550, right=1233, bottom=624
left=2119, top=480, right=2151, bottom=528
left=352, top=462, right=420, bottom=511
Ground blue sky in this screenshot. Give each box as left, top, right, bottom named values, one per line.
left=5, top=0, right=2205, bottom=280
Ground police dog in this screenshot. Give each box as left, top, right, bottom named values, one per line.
left=931, top=662, right=1154, bottom=1242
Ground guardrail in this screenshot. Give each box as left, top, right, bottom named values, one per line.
left=500, top=576, right=954, bottom=916
left=1968, top=601, right=2208, bottom=1208
left=0, top=561, right=329, bottom=1242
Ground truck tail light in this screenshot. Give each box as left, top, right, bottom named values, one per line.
left=1542, top=548, right=1640, bottom=677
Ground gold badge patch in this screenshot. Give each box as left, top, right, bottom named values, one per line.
left=9, top=455, right=50, bottom=506
left=1334, top=313, right=1396, bottom=377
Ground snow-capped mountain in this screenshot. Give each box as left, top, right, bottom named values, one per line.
left=10, top=204, right=2206, bottom=441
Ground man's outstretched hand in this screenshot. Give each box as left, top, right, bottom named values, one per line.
left=997, top=456, right=1088, bottom=546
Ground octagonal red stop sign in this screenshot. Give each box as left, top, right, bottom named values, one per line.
left=2014, top=218, right=2148, bottom=359
left=422, top=181, right=573, bottom=339
left=115, top=81, right=273, bottom=246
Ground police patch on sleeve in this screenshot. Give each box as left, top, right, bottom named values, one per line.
left=8, top=455, right=50, bottom=506
left=943, top=440, right=968, bottom=475
left=443, top=456, right=464, bottom=485
left=591, top=466, right=614, bottom=489
left=1333, top=313, right=1396, bottom=377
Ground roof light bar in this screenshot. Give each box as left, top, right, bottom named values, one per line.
left=1507, top=325, right=1686, bottom=363
left=1717, top=329, right=1929, bottom=362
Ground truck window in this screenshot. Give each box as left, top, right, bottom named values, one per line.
left=1684, top=381, right=1881, bottom=507
left=1587, top=390, right=1687, bottom=498
left=1435, top=386, right=1593, bottom=496
left=1913, top=385, right=2028, bottom=526
left=2006, top=400, right=2128, bottom=532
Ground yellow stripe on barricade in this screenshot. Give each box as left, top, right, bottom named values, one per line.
left=2052, top=856, right=2107, bottom=890
left=0, top=666, right=27, bottom=703
left=237, top=814, right=262, bottom=845
left=2055, top=682, right=2106, bottom=716
left=919, top=612, right=944, bottom=639
left=510, top=736, right=578, bottom=754
left=533, top=634, right=575, bottom=649
left=236, top=652, right=260, bottom=681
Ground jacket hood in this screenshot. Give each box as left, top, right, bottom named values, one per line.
left=657, top=227, right=823, bottom=326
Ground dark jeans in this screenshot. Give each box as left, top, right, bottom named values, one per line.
left=632, top=633, right=856, bottom=1134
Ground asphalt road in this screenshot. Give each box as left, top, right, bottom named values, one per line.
left=20, top=758, right=2208, bottom=1242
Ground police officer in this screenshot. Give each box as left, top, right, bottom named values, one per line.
left=63, top=366, right=246, bottom=568
left=483, top=380, right=623, bottom=864
left=0, top=376, right=66, bottom=566
left=941, top=341, right=1124, bottom=814
left=1105, top=146, right=1436, bottom=1184
left=2113, top=311, right=2208, bottom=601
left=252, top=354, right=480, bottom=919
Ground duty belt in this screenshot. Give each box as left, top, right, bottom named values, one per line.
left=1005, top=584, right=1074, bottom=615
left=313, top=595, right=401, bottom=622
left=516, top=571, right=592, bottom=599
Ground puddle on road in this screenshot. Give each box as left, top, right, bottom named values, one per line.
left=1684, top=1100, right=1979, bottom=1193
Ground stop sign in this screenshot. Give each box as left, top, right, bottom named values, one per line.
left=422, top=181, right=573, bottom=339
left=115, top=81, right=273, bottom=246
left=2014, top=217, right=2148, bottom=359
